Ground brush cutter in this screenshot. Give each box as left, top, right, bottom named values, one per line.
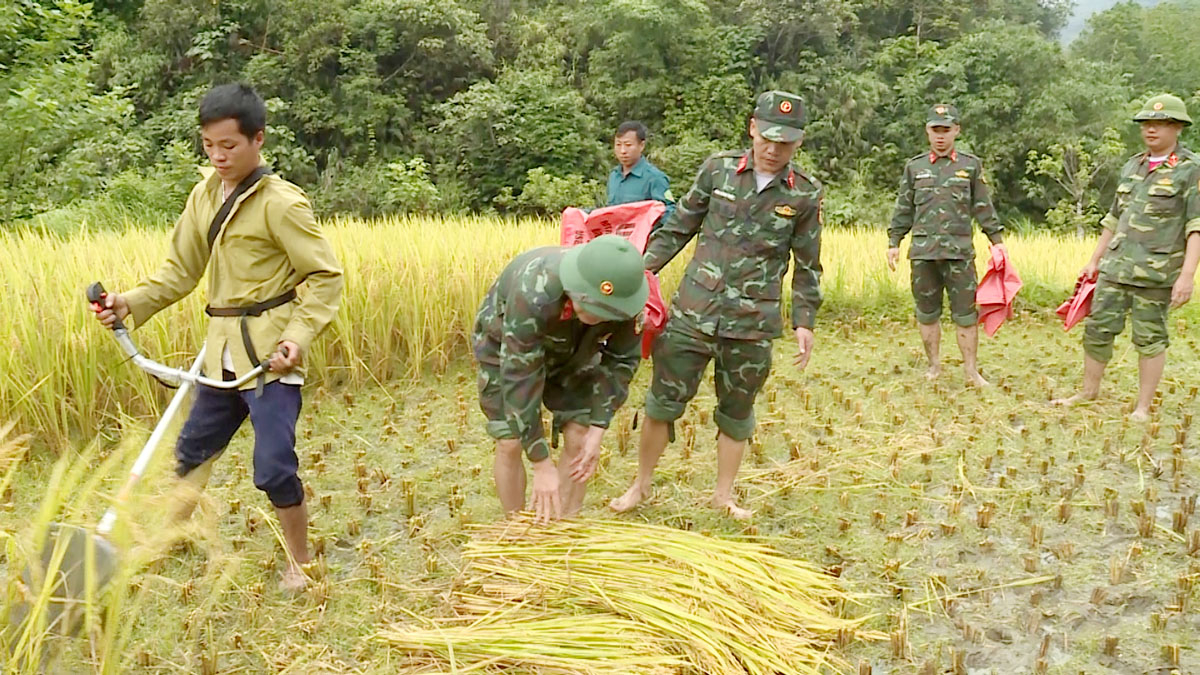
left=12, top=282, right=266, bottom=635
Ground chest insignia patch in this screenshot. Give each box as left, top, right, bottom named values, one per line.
left=713, top=188, right=736, bottom=201
left=915, top=171, right=933, bottom=180
left=774, top=204, right=796, bottom=217
left=954, top=170, right=970, bottom=179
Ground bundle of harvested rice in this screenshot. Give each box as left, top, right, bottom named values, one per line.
left=379, top=612, right=685, bottom=674
left=381, top=517, right=879, bottom=674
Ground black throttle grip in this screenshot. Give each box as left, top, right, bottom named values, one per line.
left=87, top=282, right=126, bottom=331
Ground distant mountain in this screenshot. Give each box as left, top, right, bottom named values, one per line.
left=1061, top=0, right=1163, bottom=43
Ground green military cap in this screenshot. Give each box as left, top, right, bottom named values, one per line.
left=753, top=90, right=805, bottom=143
left=560, top=234, right=649, bottom=321
left=926, top=103, right=959, bottom=127
left=1132, top=94, right=1192, bottom=126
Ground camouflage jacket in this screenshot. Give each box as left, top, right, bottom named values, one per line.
left=472, top=247, right=641, bottom=462
left=1098, top=147, right=1200, bottom=289
left=643, top=150, right=823, bottom=339
left=888, top=150, right=1003, bottom=260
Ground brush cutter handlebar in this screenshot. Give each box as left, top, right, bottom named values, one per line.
left=87, top=281, right=266, bottom=390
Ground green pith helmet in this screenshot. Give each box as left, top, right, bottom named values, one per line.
left=926, top=103, right=960, bottom=127
left=1132, top=94, right=1192, bottom=126
left=753, top=91, right=806, bottom=143
left=560, top=234, right=649, bottom=321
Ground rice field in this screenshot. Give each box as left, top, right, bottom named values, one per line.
left=3, top=218, right=1200, bottom=672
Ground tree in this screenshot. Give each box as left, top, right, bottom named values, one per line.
left=1024, top=128, right=1126, bottom=237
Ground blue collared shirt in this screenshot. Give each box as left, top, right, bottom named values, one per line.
left=606, top=157, right=675, bottom=226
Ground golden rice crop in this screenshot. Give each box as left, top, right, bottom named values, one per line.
left=0, top=217, right=1130, bottom=447
left=381, top=516, right=884, bottom=674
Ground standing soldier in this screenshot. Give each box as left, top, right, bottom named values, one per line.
left=609, top=91, right=822, bottom=519
left=1054, top=94, right=1200, bottom=420
left=608, top=121, right=675, bottom=227
left=474, top=235, right=648, bottom=523
left=887, top=103, right=1006, bottom=386
left=92, top=84, right=343, bottom=592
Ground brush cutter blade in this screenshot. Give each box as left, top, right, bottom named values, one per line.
left=12, top=524, right=119, bottom=635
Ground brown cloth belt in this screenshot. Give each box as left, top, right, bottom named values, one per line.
left=205, top=288, right=297, bottom=396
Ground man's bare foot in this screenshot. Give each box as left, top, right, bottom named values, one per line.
left=279, top=564, right=309, bottom=593
left=609, top=483, right=650, bottom=513
left=965, top=370, right=989, bottom=388
left=712, top=495, right=753, bottom=520
left=1129, top=408, right=1151, bottom=423
left=925, top=364, right=942, bottom=381
left=1051, top=392, right=1097, bottom=407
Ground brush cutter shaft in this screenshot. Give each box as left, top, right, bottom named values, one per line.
left=97, top=347, right=206, bottom=535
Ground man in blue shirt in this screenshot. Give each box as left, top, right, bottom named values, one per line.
left=607, top=121, right=674, bottom=227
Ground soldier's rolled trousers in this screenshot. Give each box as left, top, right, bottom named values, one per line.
left=476, top=355, right=595, bottom=446
left=911, top=259, right=978, bottom=326
left=1082, top=278, right=1170, bottom=363
left=644, top=317, right=772, bottom=442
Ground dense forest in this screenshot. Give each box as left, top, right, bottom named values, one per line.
left=1, top=0, right=1197, bottom=233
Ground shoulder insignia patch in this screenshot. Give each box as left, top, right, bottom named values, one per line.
left=774, top=204, right=797, bottom=218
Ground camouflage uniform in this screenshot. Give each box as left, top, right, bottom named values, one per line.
left=643, top=91, right=823, bottom=442
left=473, top=246, right=641, bottom=462
left=888, top=104, right=1003, bottom=327
left=1084, top=145, right=1200, bottom=361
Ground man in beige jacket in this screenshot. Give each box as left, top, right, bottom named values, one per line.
left=94, top=84, right=343, bottom=591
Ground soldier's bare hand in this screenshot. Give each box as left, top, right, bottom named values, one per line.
left=92, top=292, right=130, bottom=330
left=1080, top=261, right=1100, bottom=282
left=530, top=459, right=562, bottom=524
left=886, top=247, right=900, bottom=271
left=1172, top=276, right=1194, bottom=309
left=269, top=341, right=302, bottom=373
left=793, top=327, right=814, bottom=370
left=568, top=426, right=604, bottom=482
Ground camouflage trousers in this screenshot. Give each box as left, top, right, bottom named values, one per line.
left=644, top=316, right=772, bottom=442
left=911, top=259, right=978, bottom=327
left=475, top=338, right=596, bottom=443
left=1082, top=279, right=1170, bottom=363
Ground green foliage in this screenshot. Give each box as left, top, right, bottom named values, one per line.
left=1023, top=128, right=1127, bottom=237
left=313, top=157, right=441, bottom=218
left=434, top=66, right=604, bottom=209
left=493, top=168, right=603, bottom=216
left=3, top=0, right=1200, bottom=231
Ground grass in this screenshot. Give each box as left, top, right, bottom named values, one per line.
left=3, top=218, right=1200, bottom=672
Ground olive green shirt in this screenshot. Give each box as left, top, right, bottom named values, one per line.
left=1099, top=147, right=1200, bottom=289
left=888, top=149, right=1003, bottom=260
left=124, top=166, right=344, bottom=388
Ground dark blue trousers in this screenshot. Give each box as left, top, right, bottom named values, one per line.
left=175, top=375, right=304, bottom=507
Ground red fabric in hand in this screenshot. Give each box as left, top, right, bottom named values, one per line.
left=1055, top=276, right=1096, bottom=331
left=975, top=246, right=1023, bottom=337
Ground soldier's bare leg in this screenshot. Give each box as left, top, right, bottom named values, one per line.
left=609, top=418, right=669, bottom=512
left=919, top=322, right=941, bottom=380
left=1132, top=352, right=1165, bottom=421
left=558, top=422, right=588, bottom=516
left=494, top=439, right=526, bottom=514
left=957, top=325, right=988, bottom=387
left=276, top=502, right=311, bottom=592
left=1052, top=355, right=1107, bottom=406
left=712, top=432, right=752, bottom=520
